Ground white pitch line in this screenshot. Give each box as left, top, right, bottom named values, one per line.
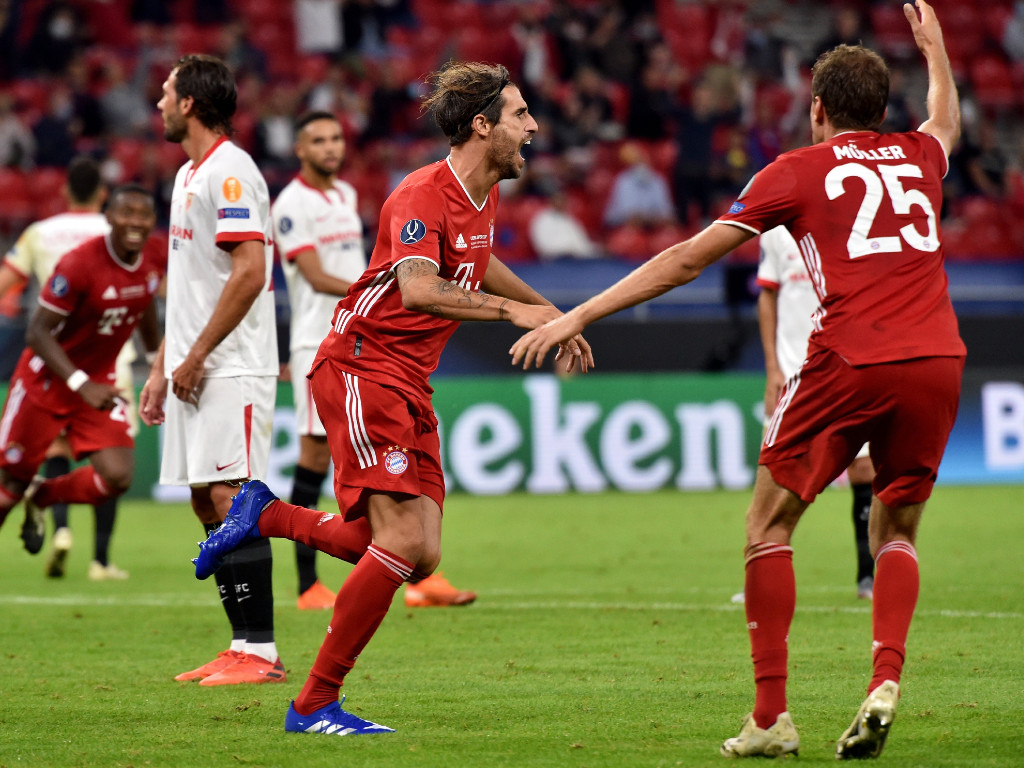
left=0, top=594, right=1019, bottom=620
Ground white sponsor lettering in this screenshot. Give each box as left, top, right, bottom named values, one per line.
left=982, top=382, right=1024, bottom=469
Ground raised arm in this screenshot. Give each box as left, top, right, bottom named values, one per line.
left=905, top=0, right=960, bottom=155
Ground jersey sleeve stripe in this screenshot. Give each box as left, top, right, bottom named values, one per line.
left=215, top=231, right=266, bottom=245
left=714, top=220, right=760, bottom=236
left=284, top=245, right=316, bottom=262
left=2, top=258, right=28, bottom=278
left=37, top=297, right=70, bottom=315
left=755, top=278, right=781, bottom=290
left=392, top=254, right=440, bottom=272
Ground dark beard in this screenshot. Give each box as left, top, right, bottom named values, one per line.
left=163, top=119, right=187, bottom=143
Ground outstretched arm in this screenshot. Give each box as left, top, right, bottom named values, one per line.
left=510, top=222, right=751, bottom=369
left=906, top=0, right=960, bottom=155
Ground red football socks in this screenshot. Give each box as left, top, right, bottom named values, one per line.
left=257, top=499, right=371, bottom=565
left=869, top=540, right=919, bottom=693
left=33, top=466, right=113, bottom=507
left=744, top=542, right=796, bottom=729
left=294, top=545, right=412, bottom=715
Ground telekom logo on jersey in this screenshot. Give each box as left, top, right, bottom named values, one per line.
left=451, top=263, right=480, bottom=291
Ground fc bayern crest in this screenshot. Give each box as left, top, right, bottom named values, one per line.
left=383, top=446, right=409, bottom=475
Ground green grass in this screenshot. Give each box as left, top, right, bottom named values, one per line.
left=1, top=485, right=1021, bottom=767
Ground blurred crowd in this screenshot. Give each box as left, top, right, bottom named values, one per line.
left=0, top=0, right=1022, bottom=266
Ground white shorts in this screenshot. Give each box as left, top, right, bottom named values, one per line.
left=159, top=375, right=276, bottom=486
left=854, top=442, right=870, bottom=460
left=289, top=347, right=325, bottom=438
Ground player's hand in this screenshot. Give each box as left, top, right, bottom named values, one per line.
left=904, top=1, right=943, bottom=54
left=510, top=313, right=588, bottom=370
left=553, top=333, right=594, bottom=373
left=78, top=381, right=122, bottom=412
left=763, top=369, right=786, bottom=420
left=171, top=351, right=206, bottom=406
left=140, top=371, right=168, bottom=426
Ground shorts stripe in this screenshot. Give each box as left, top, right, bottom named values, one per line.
left=0, top=379, right=26, bottom=449
left=243, top=403, right=253, bottom=478
left=342, top=372, right=377, bottom=469
left=765, top=371, right=800, bottom=447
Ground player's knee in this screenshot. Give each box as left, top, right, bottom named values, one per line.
left=99, top=466, right=133, bottom=495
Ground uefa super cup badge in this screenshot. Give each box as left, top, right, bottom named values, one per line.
left=383, top=445, right=409, bottom=475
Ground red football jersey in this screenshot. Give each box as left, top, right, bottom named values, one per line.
left=314, top=158, right=498, bottom=397
left=718, top=130, right=965, bottom=365
left=20, top=234, right=163, bottom=391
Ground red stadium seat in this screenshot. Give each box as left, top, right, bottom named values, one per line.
left=971, top=54, right=1018, bottom=112
left=29, top=167, right=66, bottom=210
left=607, top=224, right=651, bottom=260
left=0, top=169, right=35, bottom=230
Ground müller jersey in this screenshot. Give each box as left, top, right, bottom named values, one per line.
left=18, top=234, right=163, bottom=394
left=272, top=175, right=366, bottom=352
left=165, top=137, right=277, bottom=378
left=718, top=130, right=965, bottom=366
left=313, top=157, right=498, bottom=398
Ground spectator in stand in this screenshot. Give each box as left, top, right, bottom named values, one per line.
left=66, top=55, right=106, bottom=142
left=530, top=187, right=600, bottom=261
left=24, top=1, right=88, bottom=76
left=215, top=21, right=268, bottom=82
left=811, top=5, right=874, bottom=63
left=881, top=69, right=919, bottom=134
left=573, top=66, right=623, bottom=142
left=673, top=83, right=733, bottom=226
left=603, top=142, right=675, bottom=228
left=33, top=88, right=78, bottom=168
left=0, top=94, right=35, bottom=170
left=254, top=84, right=300, bottom=176
left=627, top=42, right=686, bottom=140
left=957, top=121, right=1009, bottom=199
left=100, top=57, right=151, bottom=138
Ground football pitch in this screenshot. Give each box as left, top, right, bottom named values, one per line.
left=1, top=485, right=1021, bottom=767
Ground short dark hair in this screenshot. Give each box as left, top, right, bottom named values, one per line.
left=421, top=61, right=512, bottom=146
left=811, top=44, right=889, bottom=132
left=294, top=110, right=339, bottom=133
left=66, top=156, right=102, bottom=204
left=173, top=54, right=237, bottom=134
left=108, top=183, right=155, bottom=209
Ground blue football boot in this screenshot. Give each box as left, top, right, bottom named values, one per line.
left=193, top=480, right=277, bottom=580
left=285, top=698, right=395, bottom=736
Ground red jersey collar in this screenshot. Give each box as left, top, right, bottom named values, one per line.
left=295, top=173, right=336, bottom=203
left=445, top=156, right=487, bottom=213
left=185, top=135, right=230, bottom=186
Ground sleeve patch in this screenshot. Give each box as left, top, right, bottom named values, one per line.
left=399, top=219, right=427, bottom=244
left=278, top=216, right=293, bottom=233
left=728, top=202, right=746, bottom=214
left=218, top=207, right=250, bottom=219
left=49, top=274, right=69, bottom=298
left=222, top=177, right=243, bottom=202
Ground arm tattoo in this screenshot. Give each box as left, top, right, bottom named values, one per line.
left=395, top=257, right=502, bottom=318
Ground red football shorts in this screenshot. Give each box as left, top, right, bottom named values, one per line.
left=0, top=375, right=133, bottom=483
left=310, top=361, right=445, bottom=520
left=760, top=348, right=964, bottom=507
